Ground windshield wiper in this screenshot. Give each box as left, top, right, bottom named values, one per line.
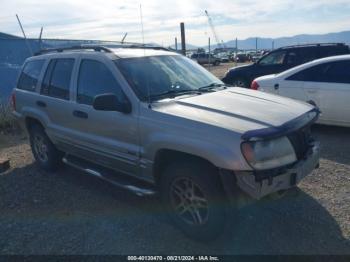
left=150, top=89, right=201, bottom=101
left=198, top=83, right=226, bottom=92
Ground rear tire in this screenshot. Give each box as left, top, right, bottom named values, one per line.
left=29, top=125, right=63, bottom=171
left=160, top=161, right=227, bottom=241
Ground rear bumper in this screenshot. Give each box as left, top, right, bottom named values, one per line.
left=235, top=142, right=320, bottom=199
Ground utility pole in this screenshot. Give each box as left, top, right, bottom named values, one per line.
left=235, top=37, right=238, bottom=66
left=208, top=37, right=211, bottom=72
left=38, top=27, right=43, bottom=50
left=256, top=37, right=258, bottom=53
left=175, top=37, right=178, bottom=51
left=180, top=22, right=186, bottom=56
left=16, top=14, right=33, bottom=55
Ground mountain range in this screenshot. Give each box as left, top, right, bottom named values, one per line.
left=223, top=30, right=350, bottom=50
left=169, top=30, right=350, bottom=50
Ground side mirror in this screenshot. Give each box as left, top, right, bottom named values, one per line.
left=93, top=93, right=132, bottom=114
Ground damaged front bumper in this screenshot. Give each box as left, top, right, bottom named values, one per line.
left=235, top=142, right=320, bottom=200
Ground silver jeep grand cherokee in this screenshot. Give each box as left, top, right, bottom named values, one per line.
left=12, top=45, right=320, bottom=240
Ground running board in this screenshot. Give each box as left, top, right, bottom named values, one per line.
left=62, top=155, right=156, bottom=197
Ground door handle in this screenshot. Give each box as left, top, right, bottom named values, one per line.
left=274, top=84, right=279, bottom=90
left=73, top=110, right=88, bottom=119
left=36, top=101, right=47, bottom=108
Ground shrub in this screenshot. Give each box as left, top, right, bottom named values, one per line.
left=0, top=99, right=21, bottom=134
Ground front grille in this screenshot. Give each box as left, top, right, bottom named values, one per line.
left=287, top=128, right=312, bottom=160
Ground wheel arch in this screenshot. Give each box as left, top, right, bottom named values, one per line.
left=152, top=149, right=219, bottom=187
left=25, top=116, right=45, bottom=132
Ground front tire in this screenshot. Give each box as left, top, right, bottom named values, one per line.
left=160, top=161, right=226, bottom=241
left=29, top=125, right=63, bottom=171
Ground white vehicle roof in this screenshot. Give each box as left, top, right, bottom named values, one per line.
left=277, top=54, right=350, bottom=78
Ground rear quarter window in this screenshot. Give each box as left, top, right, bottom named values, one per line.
left=17, top=60, right=45, bottom=91
left=297, top=48, right=318, bottom=64
left=319, top=46, right=350, bottom=57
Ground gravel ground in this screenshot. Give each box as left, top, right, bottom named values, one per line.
left=204, top=62, right=241, bottom=79
left=0, top=125, right=349, bottom=255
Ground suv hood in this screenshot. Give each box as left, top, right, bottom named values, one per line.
left=229, top=63, right=254, bottom=71
left=152, top=87, right=315, bottom=135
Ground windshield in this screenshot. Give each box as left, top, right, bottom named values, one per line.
left=114, top=55, right=223, bottom=101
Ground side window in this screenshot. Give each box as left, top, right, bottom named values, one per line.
left=286, top=61, right=350, bottom=83
left=286, top=64, right=326, bottom=82
left=321, top=61, right=350, bottom=84
left=77, top=59, right=124, bottom=105
left=286, top=51, right=298, bottom=65
left=17, top=60, right=45, bottom=91
left=41, top=58, right=74, bottom=100
left=298, top=48, right=318, bottom=64
left=319, top=47, right=348, bottom=58
left=259, top=51, right=287, bottom=65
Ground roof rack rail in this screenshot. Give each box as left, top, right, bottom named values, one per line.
left=278, top=43, right=346, bottom=49
left=34, top=45, right=113, bottom=56
left=104, top=43, right=170, bottom=51
left=34, top=44, right=171, bottom=56
left=128, top=44, right=169, bottom=51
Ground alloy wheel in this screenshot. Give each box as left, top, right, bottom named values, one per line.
left=33, top=134, right=49, bottom=163
left=170, top=177, right=209, bottom=226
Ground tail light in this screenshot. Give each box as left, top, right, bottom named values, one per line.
left=250, top=80, right=259, bottom=90
left=11, top=92, right=16, bottom=111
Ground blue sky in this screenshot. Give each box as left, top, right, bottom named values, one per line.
left=1, top=0, right=350, bottom=46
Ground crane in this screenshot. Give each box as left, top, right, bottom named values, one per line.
left=205, top=10, right=226, bottom=49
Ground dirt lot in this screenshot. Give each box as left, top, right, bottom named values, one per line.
left=204, top=62, right=240, bottom=79
left=0, top=64, right=349, bottom=254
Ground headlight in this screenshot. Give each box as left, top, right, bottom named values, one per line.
left=241, top=136, right=297, bottom=170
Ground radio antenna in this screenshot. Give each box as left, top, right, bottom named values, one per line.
left=139, top=4, right=151, bottom=108
left=140, top=4, right=145, bottom=48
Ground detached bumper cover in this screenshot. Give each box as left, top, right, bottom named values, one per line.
left=235, top=142, right=320, bottom=199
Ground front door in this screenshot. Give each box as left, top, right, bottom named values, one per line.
left=68, top=56, right=139, bottom=176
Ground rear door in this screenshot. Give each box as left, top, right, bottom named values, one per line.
left=15, top=59, right=46, bottom=114
left=39, top=57, right=78, bottom=146
left=69, top=55, right=139, bottom=176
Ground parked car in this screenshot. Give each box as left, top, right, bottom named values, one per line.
left=223, top=43, right=350, bottom=88
left=191, top=53, right=221, bottom=65
left=233, top=53, right=250, bottom=63
left=251, top=55, right=350, bottom=127
left=13, top=45, right=320, bottom=241
left=216, top=52, right=230, bottom=63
